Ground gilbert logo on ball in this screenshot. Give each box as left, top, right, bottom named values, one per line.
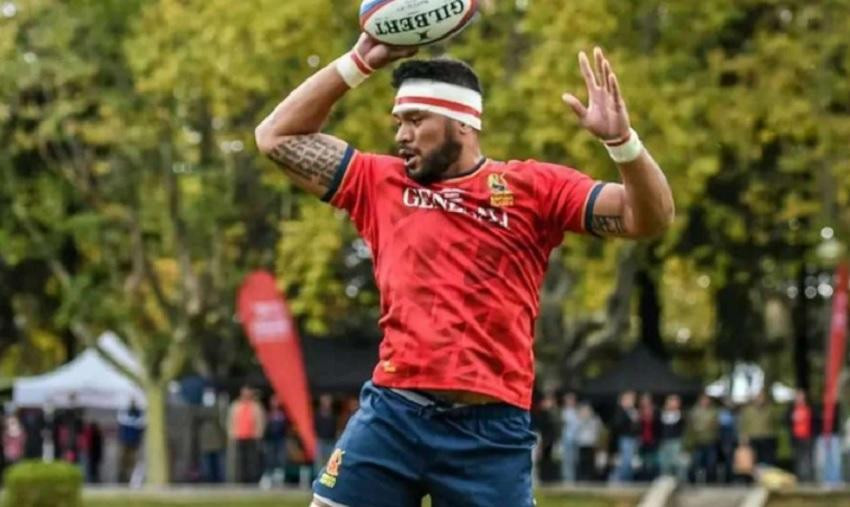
left=360, top=0, right=479, bottom=47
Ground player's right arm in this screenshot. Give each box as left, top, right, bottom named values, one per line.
left=254, top=35, right=415, bottom=199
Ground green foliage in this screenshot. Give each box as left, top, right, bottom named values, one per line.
left=135, top=0, right=841, bottom=360
left=3, top=460, right=83, bottom=507
left=81, top=492, right=637, bottom=507
left=2, top=0, right=850, bottom=412
left=517, top=0, right=850, bottom=377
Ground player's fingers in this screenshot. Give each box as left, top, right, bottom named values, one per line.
left=562, top=93, right=588, bottom=119
left=363, top=44, right=389, bottom=67
left=578, top=51, right=598, bottom=91
left=594, top=47, right=605, bottom=86
left=355, top=33, right=376, bottom=53
left=609, top=72, right=623, bottom=111
left=595, top=46, right=608, bottom=62
left=394, top=47, right=419, bottom=58
left=380, top=44, right=417, bottom=62
left=602, top=60, right=612, bottom=94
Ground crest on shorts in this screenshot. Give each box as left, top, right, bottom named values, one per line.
left=319, top=448, right=345, bottom=488
left=488, top=173, right=514, bottom=207
left=326, top=448, right=345, bottom=476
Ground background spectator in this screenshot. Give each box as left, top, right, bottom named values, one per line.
left=611, top=391, right=640, bottom=482
left=560, top=393, right=580, bottom=483
left=658, top=395, right=685, bottom=479
left=3, top=415, right=26, bottom=467
left=739, top=392, right=777, bottom=466
left=818, top=404, right=843, bottom=485
left=261, top=397, right=287, bottom=488
left=788, top=390, right=815, bottom=482
left=533, top=392, right=562, bottom=482
left=198, top=411, right=226, bottom=483
left=227, top=387, right=266, bottom=484
left=314, top=394, right=337, bottom=473
left=687, top=394, right=718, bottom=483
left=638, top=393, right=660, bottom=480
left=117, top=400, right=146, bottom=483
left=575, top=403, right=602, bottom=482
left=81, top=421, right=103, bottom=483
left=20, top=409, right=44, bottom=460
left=54, top=396, right=83, bottom=464
left=717, top=399, right=738, bottom=483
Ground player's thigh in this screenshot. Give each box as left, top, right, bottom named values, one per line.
left=428, top=454, right=534, bottom=507
left=312, top=383, right=424, bottom=507
left=427, top=413, right=536, bottom=507
left=310, top=496, right=336, bottom=507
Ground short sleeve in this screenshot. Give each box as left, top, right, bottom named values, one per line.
left=323, top=148, right=390, bottom=246
left=534, top=161, right=601, bottom=241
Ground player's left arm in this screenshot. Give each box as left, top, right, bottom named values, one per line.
left=563, top=48, right=675, bottom=239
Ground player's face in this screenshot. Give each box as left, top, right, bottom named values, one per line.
left=395, top=111, right=462, bottom=185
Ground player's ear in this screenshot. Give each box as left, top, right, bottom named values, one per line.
left=456, top=121, right=473, bottom=135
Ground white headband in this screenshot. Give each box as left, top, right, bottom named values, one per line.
left=393, top=79, right=483, bottom=131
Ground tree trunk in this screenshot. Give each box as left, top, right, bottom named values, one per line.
left=562, top=244, right=638, bottom=374
left=636, top=269, right=667, bottom=359
left=144, top=382, right=170, bottom=486
left=793, top=264, right=810, bottom=393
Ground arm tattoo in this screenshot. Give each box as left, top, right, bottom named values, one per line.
left=267, top=135, right=345, bottom=191
left=591, top=215, right=625, bottom=235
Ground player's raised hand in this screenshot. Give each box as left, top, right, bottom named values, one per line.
left=563, top=47, right=631, bottom=143
left=354, top=33, right=418, bottom=70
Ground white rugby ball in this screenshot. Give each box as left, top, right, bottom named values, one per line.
left=360, top=0, right=478, bottom=47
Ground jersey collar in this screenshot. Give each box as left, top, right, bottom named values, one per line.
left=438, top=156, right=488, bottom=184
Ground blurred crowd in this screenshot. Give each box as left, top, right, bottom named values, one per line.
left=5, top=384, right=848, bottom=488
left=531, top=389, right=848, bottom=485
left=216, top=386, right=355, bottom=488
left=0, top=387, right=359, bottom=487
left=1, top=395, right=109, bottom=482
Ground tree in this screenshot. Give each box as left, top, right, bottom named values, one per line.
left=519, top=0, right=850, bottom=382
left=4, top=4, right=850, bottom=483
left=1, top=0, right=289, bottom=484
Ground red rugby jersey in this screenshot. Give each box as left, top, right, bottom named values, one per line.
left=326, top=147, right=601, bottom=409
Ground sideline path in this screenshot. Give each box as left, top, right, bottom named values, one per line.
left=672, top=486, right=754, bottom=507
left=85, top=485, right=310, bottom=499
left=86, top=484, right=648, bottom=504
left=630, top=476, right=763, bottom=507
left=86, top=483, right=850, bottom=506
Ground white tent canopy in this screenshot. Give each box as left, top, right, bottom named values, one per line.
left=13, top=332, right=146, bottom=410
left=705, top=363, right=795, bottom=404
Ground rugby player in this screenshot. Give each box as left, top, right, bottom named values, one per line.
left=255, top=34, right=674, bottom=507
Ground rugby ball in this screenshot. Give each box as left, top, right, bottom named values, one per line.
left=360, top=0, right=479, bottom=47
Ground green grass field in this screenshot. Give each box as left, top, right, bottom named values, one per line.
left=84, top=502, right=619, bottom=507
left=83, top=490, right=850, bottom=507
left=86, top=500, right=299, bottom=507
left=766, top=491, right=850, bottom=507
left=84, top=492, right=640, bottom=507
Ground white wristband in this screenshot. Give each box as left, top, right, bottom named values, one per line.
left=604, top=128, right=644, bottom=164
left=335, top=50, right=373, bottom=89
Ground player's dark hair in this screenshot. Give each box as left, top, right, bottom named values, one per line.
left=392, top=58, right=482, bottom=94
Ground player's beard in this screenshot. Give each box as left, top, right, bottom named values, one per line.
left=407, top=122, right=462, bottom=185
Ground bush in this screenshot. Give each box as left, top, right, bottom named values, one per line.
left=2, top=460, right=83, bottom=507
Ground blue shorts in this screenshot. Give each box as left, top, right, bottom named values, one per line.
left=313, top=382, right=535, bottom=507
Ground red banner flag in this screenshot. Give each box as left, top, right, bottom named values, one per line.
left=238, top=271, right=316, bottom=461
left=823, top=261, right=848, bottom=435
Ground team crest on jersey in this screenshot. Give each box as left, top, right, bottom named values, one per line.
left=319, top=448, right=345, bottom=488
left=382, top=360, right=397, bottom=373
left=488, top=173, right=514, bottom=207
